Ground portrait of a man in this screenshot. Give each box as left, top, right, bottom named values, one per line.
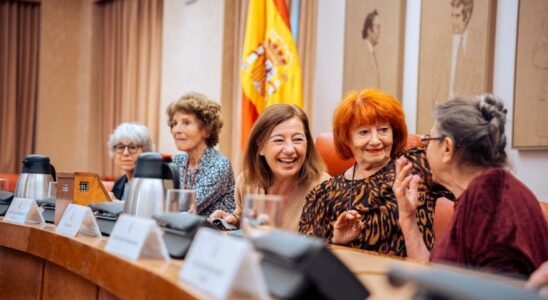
left=361, top=9, right=381, bottom=88
left=447, top=0, right=484, bottom=99
left=417, top=0, right=494, bottom=133
left=513, top=0, right=548, bottom=148
left=343, top=0, right=405, bottom=99
left=532, top=17, right=548, bottom=139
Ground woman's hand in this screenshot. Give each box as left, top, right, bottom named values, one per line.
left=526, top=261, right=548, bottom=297
left=393, top=157, right=430, bottom=262
left=332, top=210, right=363, bottom=245
left=208, top=209, right=237, bottom=225
left=393, top=157, right=421, bottom=221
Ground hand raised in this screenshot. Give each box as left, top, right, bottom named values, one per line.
left=332, top=210, right=364, bottom=245
left=393, top=157, right=420, bottom=220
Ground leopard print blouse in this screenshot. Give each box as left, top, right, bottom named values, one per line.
left=298, top=148, right=454, bottom=257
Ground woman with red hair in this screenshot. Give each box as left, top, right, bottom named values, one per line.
left=299, top=89, right=453, bottom=256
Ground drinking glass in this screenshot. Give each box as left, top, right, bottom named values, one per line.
left=47, top=181, right=57, bottom=199
left=0, top=179, right=8, bottom=191
left=242, top=194, right=283, bottom=237
left=165, top=189, right=197, bottom=214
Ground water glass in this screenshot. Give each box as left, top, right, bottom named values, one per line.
left=0, top=179, right=8, bottom=191
left=242, top=194, right=283, bottom=237
left=165, top=189, right=197, bottom=214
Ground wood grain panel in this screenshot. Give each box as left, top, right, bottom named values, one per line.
left=0, top=247, right=44, bottom=300
left=98, top=288, right=120, bottom=300
left=0, top=219, right=203, bottom=299
left=42, top=261, right=97, bottom=300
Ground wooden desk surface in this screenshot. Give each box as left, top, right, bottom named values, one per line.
left=0, top=219, right=525, bottom=300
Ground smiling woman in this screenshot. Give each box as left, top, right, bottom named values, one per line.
left=209, top=104, right=329, bottom=232
left=299, top=89, right=454, bottom=257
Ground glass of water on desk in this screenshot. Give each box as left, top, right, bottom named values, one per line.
left=242, top=194, right=283, bottom=237
left=165, top=189, right=197, bottom=214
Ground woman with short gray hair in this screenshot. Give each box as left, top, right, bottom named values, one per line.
left=107, top=122, right=153, bottom=200
left=394, top=94, right=548, bottom=276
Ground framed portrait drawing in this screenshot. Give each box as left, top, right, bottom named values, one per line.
left=343, top=0, right=406, bottom=100
left=513, top=0, right=548, bottom=149
left=416, top=0, right=496, bottom=134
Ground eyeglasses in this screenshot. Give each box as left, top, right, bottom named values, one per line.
left=113, top=144, right=141, bottom=154
left=420, top=134, right=445, bottom=146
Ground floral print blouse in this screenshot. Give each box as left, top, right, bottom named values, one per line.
left=173, top=147, right=235, bottom=216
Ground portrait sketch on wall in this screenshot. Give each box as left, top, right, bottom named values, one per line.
left=343, top=0, right=405, bottom=99
left=417, top=0, right=496, bottom=134
left=513, top=0, right=548, bottom=148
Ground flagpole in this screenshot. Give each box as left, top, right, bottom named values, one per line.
left=290, top=0, right=300, bottom=42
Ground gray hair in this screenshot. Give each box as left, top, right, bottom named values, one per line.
left=107, top=122, right=153, bottom=158
left=434, top=94, right=507, bottom=168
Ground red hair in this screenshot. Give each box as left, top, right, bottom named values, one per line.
left=333, top=89, right=408, bottom=159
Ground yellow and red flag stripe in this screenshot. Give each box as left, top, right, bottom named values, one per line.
left=240, top=0, right=303, bottom=148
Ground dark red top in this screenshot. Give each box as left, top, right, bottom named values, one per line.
left=430, top=168, right=548, bottom=276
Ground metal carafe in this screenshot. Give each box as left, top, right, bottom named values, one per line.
left=15, top=155, right=56, bottom=200
left=124, top=153, right=179, bottom=218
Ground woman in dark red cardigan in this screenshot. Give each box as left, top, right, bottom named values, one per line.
left=394, top=94, right=548, bottom=277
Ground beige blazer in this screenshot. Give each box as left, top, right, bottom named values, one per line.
left=232, top=172, right=330, bottom=232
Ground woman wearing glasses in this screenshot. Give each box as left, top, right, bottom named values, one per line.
left=107, top=122, right=153, bottom=200
left=299, top=89, right=453, bottom=256
left=394, top=95, right=548, bottom=275
left=166, top=92, right=235, bottom=216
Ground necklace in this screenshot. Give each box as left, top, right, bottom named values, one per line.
left=182, top=159, right=199, bottom=190
left=348, top=162, right=358, bottom=210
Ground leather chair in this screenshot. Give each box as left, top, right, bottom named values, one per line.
left=434, top=197, right=454, bottom=241
left=315, top=133, right=425, bottom=177
left=315, top=133, right=355, bottom=177
left=101, top=180, right=115, bottom=192
left=0, top=173, right=20, bottom=192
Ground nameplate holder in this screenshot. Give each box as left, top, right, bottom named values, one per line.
left=105, top=214, right=169, bottom=261
left=56, top=204, right=101, bottom=238
left=4, top=197, right=45, bottom=225
left=180, top=228, right=269, bottom=300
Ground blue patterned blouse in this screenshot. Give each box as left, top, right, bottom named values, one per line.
left=173, top=147, right=235, bottom=216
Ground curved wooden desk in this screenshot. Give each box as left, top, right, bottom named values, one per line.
left=0, top=219, right=524, bottom=300
left=0, top=219, right=208, bottom=300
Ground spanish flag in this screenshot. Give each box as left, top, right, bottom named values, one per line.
left=241, top=0, right=303, bottom=148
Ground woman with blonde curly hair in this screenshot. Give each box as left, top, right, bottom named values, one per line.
left=166, top=92, right=235, bottom=216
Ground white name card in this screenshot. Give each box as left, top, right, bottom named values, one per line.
left=56, top=204, right=101, bottom=238
left=105, top=214, right=169, bottom=261
left=4, top=197, right=45, bottom=225
left=180, top=228, right=269, bottom=300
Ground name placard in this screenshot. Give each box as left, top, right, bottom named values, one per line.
left=105, top=214, right=169, bottom=261
left=4, top=197, right=45, bottom=225
left=56, top=204, right=101, bottom=238
left=180, top=228, right=269, bottom=300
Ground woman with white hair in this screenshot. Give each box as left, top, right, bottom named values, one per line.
left=107, top=122, right=153, bottom=200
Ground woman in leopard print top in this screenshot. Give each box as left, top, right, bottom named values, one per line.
left=299, top=89, right=453, bottom=256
